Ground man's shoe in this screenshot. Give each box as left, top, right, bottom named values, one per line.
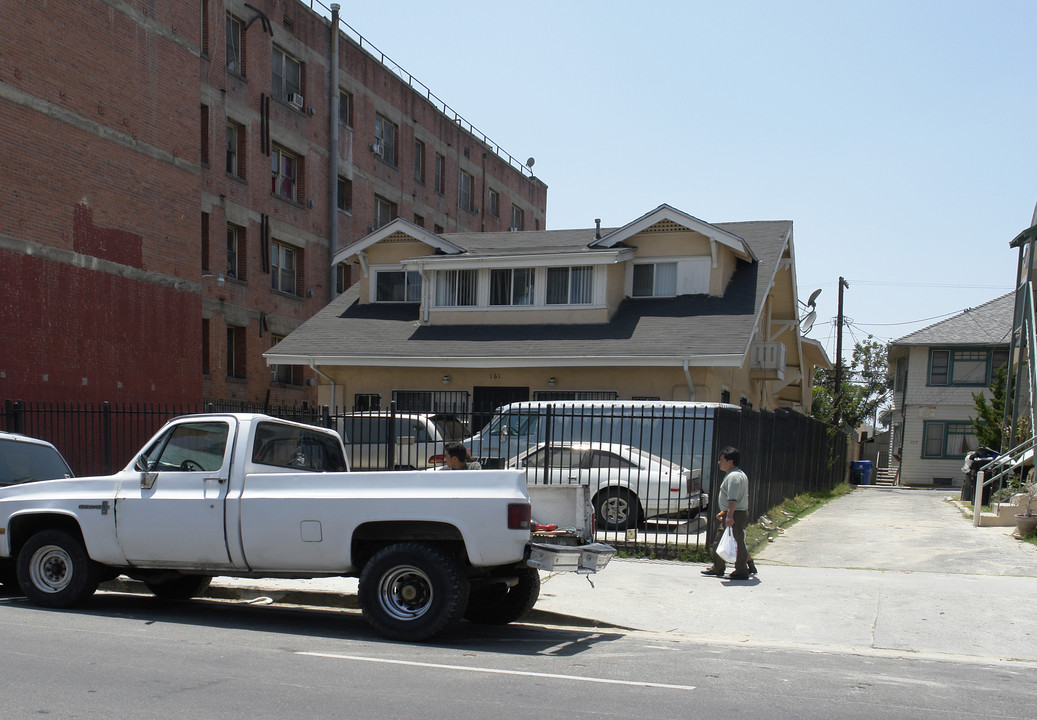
left=728, top=572, right=751, bottom=580
left=748, top=562, right=758, bottom=575
left=700, top=567, right=724, bottom=576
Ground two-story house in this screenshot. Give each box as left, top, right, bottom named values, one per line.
left=888, top=293, right=1013, bottom=487
left=265, top=204, right=828, bottom=426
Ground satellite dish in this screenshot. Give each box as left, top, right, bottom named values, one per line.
left=526, top=157, right=535, bottom=169
left=807, top=288, right=822, bottom=308
left=800, top=310, right=817, bottom=334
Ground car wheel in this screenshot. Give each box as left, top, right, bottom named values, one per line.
left=358, top=542, right=469, bottom=641
left=464, top=567, right=541, bottom=625
left=16, top=529, right=100, bottom=608
left=144, top=574, right=212, bottom=600
left=594, top=487, right=642, bottom=531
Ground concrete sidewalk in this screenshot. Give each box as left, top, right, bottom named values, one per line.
left=104, top=487, right=1037, bottom=662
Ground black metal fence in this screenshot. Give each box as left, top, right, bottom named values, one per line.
left=2, top=398, right=847, bottom=555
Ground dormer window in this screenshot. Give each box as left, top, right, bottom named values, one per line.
left=546, top=266, right=592, bottom=305
left=376, top=270, right=421, bottom=302
left=632, top=262, right=677, bottom=297
left=435, top=270, right=477, bottom=307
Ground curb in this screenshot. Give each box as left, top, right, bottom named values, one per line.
left=99, top=578, right=621, bottom=631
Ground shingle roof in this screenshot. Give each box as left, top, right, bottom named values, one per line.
left=891, top=292, right=1014, bottom=347
left=269, top=220, right=793, bottom=366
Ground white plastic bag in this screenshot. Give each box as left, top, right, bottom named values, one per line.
left=717, top=526, right=738, bottom=563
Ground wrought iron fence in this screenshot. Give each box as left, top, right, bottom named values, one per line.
left=2, top=398, right=847, bottom=555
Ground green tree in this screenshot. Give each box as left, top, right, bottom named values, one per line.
left=811, top=337, right=892, bottom=429
left=970, top=365, right=1009, bottom=451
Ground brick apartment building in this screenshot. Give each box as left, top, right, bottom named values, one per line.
left=0, top=0, right=546, bottom=407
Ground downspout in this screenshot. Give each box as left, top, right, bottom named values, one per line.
left=310, top=362, right=338, bottom=411
left=683, top=359, right=697, bottom=401
left=328, top=4, right=341, bottom=299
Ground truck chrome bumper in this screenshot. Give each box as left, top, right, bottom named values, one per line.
left=525, top=542, right=616, bottom=574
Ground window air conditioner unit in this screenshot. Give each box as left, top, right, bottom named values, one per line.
left=370, top=143, right=384, bottom=156
left=508, top=226, right=519, bottom=232
left=287, top=93, right=304, bottom=108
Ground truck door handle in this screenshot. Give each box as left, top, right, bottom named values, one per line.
left=204, top=477, right=226, bottom=484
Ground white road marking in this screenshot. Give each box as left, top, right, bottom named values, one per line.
left=297, top=652, right=697, bottom=691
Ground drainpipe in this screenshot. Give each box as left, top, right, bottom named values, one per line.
left=310, top=361, right=338, bottom=411
left=683, top=359, right=696, bottom=401
left=328, top=4, right=341, bottom=299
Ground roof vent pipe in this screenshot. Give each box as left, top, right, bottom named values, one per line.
left=594, top=218, right=601, bottom=240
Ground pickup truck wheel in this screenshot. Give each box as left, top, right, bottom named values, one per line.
left=594, top=488, right=643, bottom=531
left=464, top=568, right=541, bottom=625
left=16, top=530, right=99, bottom=608
left=144, top=575, right=212, bottom=600
left=358, top=542, right=469, bottom=641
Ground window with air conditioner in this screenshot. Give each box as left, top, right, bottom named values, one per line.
left=374, top=115, right=397, bottom=165
left=271, top=241, right=298, bottom=295
left=272, top=46, right=302, bottom=103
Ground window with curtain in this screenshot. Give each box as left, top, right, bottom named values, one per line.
left=435, top=270, right=477, bottom=307
left=490, top=268, right=534, bottom=306
left=632, top=262, right=677, bottom=297
left=375, top=270, right=421, bottom=302
left=547, top=266, right=592, bottom=305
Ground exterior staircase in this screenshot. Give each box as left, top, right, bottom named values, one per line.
left=872, top=467, right=898, bottom=486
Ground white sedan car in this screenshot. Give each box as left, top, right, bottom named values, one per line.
left=509, top=442, right=703, bottom=531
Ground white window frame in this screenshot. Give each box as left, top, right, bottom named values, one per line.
left=490, top=268, right=535, bottom=306
left=510, top=205, right=524, bottom=231
left=628, top=256, right=710, bottom=297
left=271, top=240, right=297, bottom=295
left=373, top=269, right=422, bottom=303
left=631, top=261, right=678, bottom=297
left=226, top=14, right=243, bottom=75
left=458, top=170, right=474, bottom=212
left=374, top=114, right=397, bottom=165
left=435, top=269, right=477, bottom=308
left=226, top=223, right=242, bottom=280
left=546, top=265, right=593, bottom=305
left=271, top=145, right=298, bottom=202
left=414, top=139, right=425, bottom=183
left=374, top=195, right=396, bottom=229
left=272, top=46, right=301, bottom=102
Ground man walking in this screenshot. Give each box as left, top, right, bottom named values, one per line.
left=701, top=446, right=756, bottom=580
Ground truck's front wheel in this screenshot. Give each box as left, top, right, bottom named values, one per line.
left=464, top=567, right=541, bottom=625
left=358, top=542, right=469, bottom=641
left=16, top=530, right=99, bottom=608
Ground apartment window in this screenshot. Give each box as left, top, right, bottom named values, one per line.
left=434, top=223, right=444, bottom=234
left=928, top=348, right=1008, bottom=386
left=922, top=421, right=977, bottom=459
left=226, top=14, right=244, bottom=75
left=354, top=393, right=381, bottom=411
left=272, top=46, right=301, bottom=102
left=227, top=326, right=246, bottom=379
left=201, top=318, right=210, bottom=375
left=200, top=0, right=209, bottom=55
left=490, top=268, right=534, bottom=306
left=201, top=212, right=210, bottom=271
left=338, top=90, right=353, bottom=126
left=414, top=139, right=426, bottom=184
left=271, top=241, right=297, bottom=295
left=271, top=335, right=303, bottom=386
left=374, top=195, right=396, bottom=229
left=200, top=105, right=210, bottom=165
left=510, top=205, right=524, bottom=231
left=488, top=189, right=500, bottom=218
left=435, top=270, right=477, bottom=307
left=375, top=270, right=421, bottom=302
left=632, top=262, right=677, bottom=297
left=894, top=356, right=908, bottom=393
left=271, top=145, right=298, bottom=201
left=226, top=223, right=244, bottom=280
left=434, top=153, right=446, bottom=194
left=458, top=170, right=474, bottom=212
left=337, top=176, right=352, bottom=212
left=547, top=266, right=593, bottom=305
left=413, top=213, right=425, bottom=228
left=226, top=121, right=245, bottom=179
left=374, top=115, right=397, bottom=165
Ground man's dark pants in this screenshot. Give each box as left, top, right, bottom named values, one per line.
left=711, top=509, right=749, bottom=575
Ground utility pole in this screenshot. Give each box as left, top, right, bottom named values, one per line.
left=834, top=277, right=850, bottom=426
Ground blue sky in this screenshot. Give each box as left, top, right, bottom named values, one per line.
left=329, top=0, right=1036, bottom=361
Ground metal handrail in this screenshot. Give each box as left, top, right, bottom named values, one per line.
left=973, top=434, right=1037, bottom=526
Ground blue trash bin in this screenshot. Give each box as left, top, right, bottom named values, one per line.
left=850, top=460, right=873, bottom=485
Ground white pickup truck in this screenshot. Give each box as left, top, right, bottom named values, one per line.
left=0, top=413, right=613, bottom=641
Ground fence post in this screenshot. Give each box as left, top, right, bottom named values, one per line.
left=386, top=401, right=397, bottom=470
left=102, top=401, right=113, bottom=475
left=5, top=399, right=23, bottom=435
